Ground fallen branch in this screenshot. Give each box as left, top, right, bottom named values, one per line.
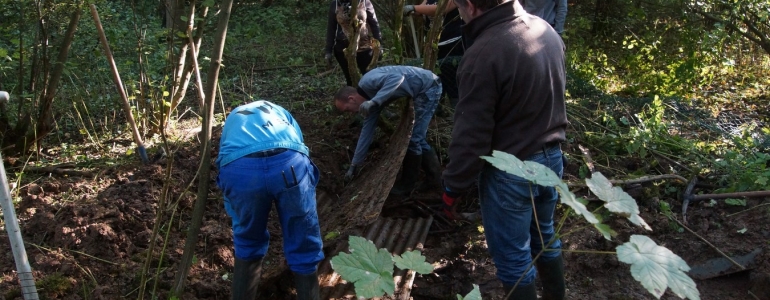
left=23, top=166, right=94, bottom=177
left=567, top=174, right=687, bottom=187
left=727, top=203, right=770, bottom=218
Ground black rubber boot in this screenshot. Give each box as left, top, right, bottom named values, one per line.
left=294, top=271, right=320, bottom=300
left=232, top=257, right=263, bottom=300
left=502, top=281, right=537, bottom=300
left=417, top=148, right=441, bottom=192
left=536, top=254, right=566, bottom=300
left=390, top=153, right=422, bottom=196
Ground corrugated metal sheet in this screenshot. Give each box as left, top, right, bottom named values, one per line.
left=317, top=216, right=433, bottom=300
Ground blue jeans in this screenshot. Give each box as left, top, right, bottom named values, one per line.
left=216, top=150, right=324, bottom=275
left=478, top=145, right=564, bottom=286
left=407, top=82, right=442, bottom=155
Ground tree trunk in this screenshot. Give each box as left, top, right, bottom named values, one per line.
left=422, top=0, right=448, bottom=71
left=171, top=0, right=235, bottom=296
left=344, top=0, right=363, bottom=87
left=168, top=5, right=209, bottom=119
left=20, top=7, right=80, bottom=154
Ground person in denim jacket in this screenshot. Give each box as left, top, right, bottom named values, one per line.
left=216, top=100, right=323, bottom=300
left=334, top=65, right=442, bottom=195
left=442, top=0, right=568, bottom=299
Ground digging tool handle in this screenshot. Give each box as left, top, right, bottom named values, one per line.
left=89, top=4, right=149, bottom=164
left=691, top=190, right=770, bottom=201
left=0, top=107, right=40, bottom=299
left=407, top=15, right=420, bottom=59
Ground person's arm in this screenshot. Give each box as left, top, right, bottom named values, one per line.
left=554, top=0, right=567, bottom=34
left=412, top=1, right=456, bottom=17
left=365, top=73, right=406, bottom=106
left=350, top=108, right=381, bottom=165
left=442, top=58, right=497, bottom=192
left=364, top=0, right=383, bottom=42
left=325, top=0, right=338, bottom=54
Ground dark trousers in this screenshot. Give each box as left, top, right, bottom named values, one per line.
left=333, top=40, right=374, bottom=86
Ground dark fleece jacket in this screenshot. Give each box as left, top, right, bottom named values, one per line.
left=443, top=0, right=567, bottom=192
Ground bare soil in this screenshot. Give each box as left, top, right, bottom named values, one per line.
left=1, top=89, right=769, bottom=300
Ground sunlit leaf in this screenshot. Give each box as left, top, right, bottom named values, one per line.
left=586, top=172, right=651, bottom=230
left=482, top=151, right=598, bottom=224
left=723, top=198, right=746, bottom=206
left=393, top=250, right=433, bottom=274
left=331, top=236, right=395, bottom=298
left=594, top=223, right=616, bottom=240
left=457, top=284, right=481, bottom=300
left=556, top=182, right=599, bottom=224
left=481, top=150, right=562, bottom=187
left=616, top=235, right=700, bottom=300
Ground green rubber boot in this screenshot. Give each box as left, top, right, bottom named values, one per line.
left=232, top=257, right=262, bottom=300
left=390, top=153, right=422, bottom=196
left=294, top=271, right=319, bottom=300
left=502, top=281, right=537, bottom=300
left=536, top=254, right=566, bottom=300
left=417, top=148, right=442, bottom=192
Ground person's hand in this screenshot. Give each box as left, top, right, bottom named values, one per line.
left=344, top=165, right=358, bottom=183
left=359, top=101, right=377, bottom=117
left=324, top=52, right=333, bottom=68
left=403, top=5, right=416, bottom=16
left=442, top=192, right=461, bottom=220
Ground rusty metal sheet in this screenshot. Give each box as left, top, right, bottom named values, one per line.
left=688, top=248, right=762, bottom=280
left=318, top=216, right=433, bottom=300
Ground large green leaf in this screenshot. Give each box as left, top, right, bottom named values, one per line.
left=616, top=235, right=700, bottom=300
left=330, top=236, right=396, bottom=298
left=457, top=284, right=481, bottom=300
left=393, top=250, right=434, bottom=274
left=585, top=172, right=651, bottom=230
left=555, top=182, right=600, bottom=224
left=481, top=150, right=563, bottom=187
left=482, top=151, right=599, bottom=224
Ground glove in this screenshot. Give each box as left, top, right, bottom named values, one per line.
left=324, top=52, right=333, bottom=67
left=359, top=100, right=377, bottom=117
left=442, top=192, right=460, bottom=220
left=344, top=165, right=358, bottom=183
left=403, top=5, right=415, bottom=15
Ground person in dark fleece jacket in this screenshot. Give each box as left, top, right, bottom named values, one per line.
left=442, top=0, right=568, bottom=299
left=325, top=0, right=383, bottom=86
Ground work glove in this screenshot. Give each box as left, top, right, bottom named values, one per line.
left=359, top=100, right=377, bottom=117
left=442, top=191, right=461, bottom=220
left=344, top=164, right=358, bottom=183
left=403, top=5, right=415, bottom=16
left=324, top=52, right=333, bottom=68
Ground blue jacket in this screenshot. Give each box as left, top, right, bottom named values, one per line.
left=216, top=100, right=309, bottom=168
left=352, top=66, right=439, bottom=165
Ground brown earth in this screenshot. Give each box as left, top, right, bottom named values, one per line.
left=1, top=93, right=769, bottom=300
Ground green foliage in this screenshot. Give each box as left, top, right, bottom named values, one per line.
left=331, top=236, right=396, bottom=298
left=484, top=151, right=698, bottom=299
left=617, top=235, right=700, bottom=300
left=482, top=150, right=599, bottom=225
left=457, top=284, right=481, bottom=300
left=723, top=199, right=746, bottom=206
left=586, top=172, right=651, bottom=230
left=331, top=236, right=434, bottom=299
left=393, top=250, right=434, bottom=274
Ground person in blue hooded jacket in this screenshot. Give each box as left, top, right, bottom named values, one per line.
left=334, top=65, right=442, bottom=196
left=216, top=100, right=323, bottom=300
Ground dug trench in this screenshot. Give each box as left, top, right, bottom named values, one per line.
left=1, top=101, right=769, bottom=299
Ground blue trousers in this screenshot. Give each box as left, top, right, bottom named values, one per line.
left=217, top=150, right=324, bottom=275
left=407, top=82, right=442, bottom=155
left=478, top=145, right=564, bottom=286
